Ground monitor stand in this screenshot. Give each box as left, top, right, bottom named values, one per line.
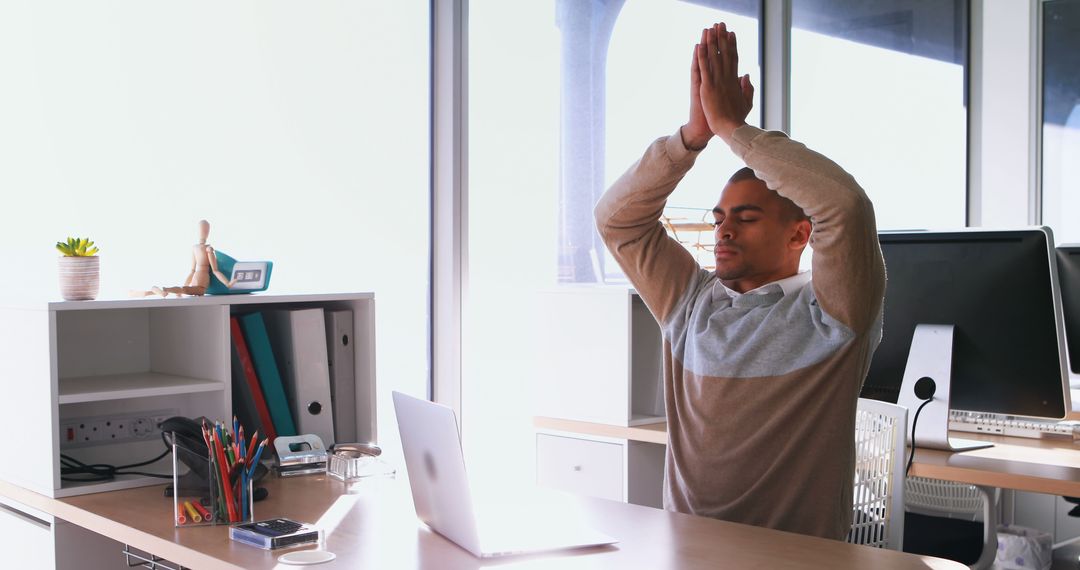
left=897, top=324, right=993, bottom=452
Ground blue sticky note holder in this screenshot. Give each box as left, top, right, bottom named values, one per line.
left=207, top=251, right=273, bottom=295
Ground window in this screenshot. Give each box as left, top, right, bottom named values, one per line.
left=791, top=0, right=968, bottom=231
left=1042, top=0, right=1080, bottom=243
left=467, top=0, right=759, bottom=491
left=604, top=2, right=761, bottom=279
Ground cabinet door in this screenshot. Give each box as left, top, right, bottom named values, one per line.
left=536, top=434, right=623, bottom=502
left=54, top=520, right=129, bottom=570
left=1056, top=495, right=1080, bottom=544
left=535, top=291, right=631, bottom=425
left=1012, top=490, right=1057, bottom=540
left=0, top=499, right=56, bottom=569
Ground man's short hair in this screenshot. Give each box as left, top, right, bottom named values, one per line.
left=727, top=167, right=809, bottom=222
left=727, top=166, right=760, bottom=186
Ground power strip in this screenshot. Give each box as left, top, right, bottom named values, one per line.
left=59, top=409, right=179, bottom=449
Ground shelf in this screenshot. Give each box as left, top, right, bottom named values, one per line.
left=55, top=455, right=173, bottom=497
left=47, top=292, right=374, bottom=312
left=534, top=416, right=668, bottom=445
left=628, top=413, right=665, bottom=427
left=1, top=291, right=376, bottom=499
left=58, top=373, right=224, bottom=404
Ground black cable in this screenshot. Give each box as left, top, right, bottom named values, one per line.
left=905, top=399, right=934, bottom=476
left=114, top=471, right=174, bottom=479
left=60, top=448, right=172, bottom=482
left=117, top=445, right=172, bottom=470
left=60, top=430, right=208, bottom=482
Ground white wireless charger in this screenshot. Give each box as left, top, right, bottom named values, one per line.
left=278, top=550, right=336, bottom=565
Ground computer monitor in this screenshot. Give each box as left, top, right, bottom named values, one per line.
left=862, top=228, right=1070, bottom=420
left=1057, top=245, right=1080, bottom=376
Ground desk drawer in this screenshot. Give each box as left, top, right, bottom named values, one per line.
left=0, top=497, right=55, bottom=568
left=536, top=434, right=623, bottom=502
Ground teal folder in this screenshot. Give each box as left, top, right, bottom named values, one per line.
left=238, top=312, right=297, bottom=437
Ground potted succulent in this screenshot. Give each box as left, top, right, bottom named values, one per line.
left=56, top=237, right=100, bottom=301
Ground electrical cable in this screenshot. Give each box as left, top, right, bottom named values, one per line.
left=905, top=398, right=933, bottom=476
left=59, top=430, right=206, bottom=482
left=60, top=448, right=172, bottom=482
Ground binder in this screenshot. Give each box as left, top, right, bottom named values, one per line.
left=238, top=312, right=298, bottom=437
left=231, top=347, right=261, bottom=441
left=324, top=310, right=357, bottom=443
left=229, top=317, right=278, bottom=445
left=263, top=308, right=336, bottom=446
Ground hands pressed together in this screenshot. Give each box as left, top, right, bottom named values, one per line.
left=682, top=23, right=755, bottom=151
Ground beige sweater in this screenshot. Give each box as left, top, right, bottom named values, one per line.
left=594, top=124, right=886, bottom=540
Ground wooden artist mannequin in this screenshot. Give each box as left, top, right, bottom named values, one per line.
left=134, top=220, right=236, bottom=297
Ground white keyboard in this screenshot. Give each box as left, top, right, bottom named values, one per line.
left=949, top=410, right=1079, bottom=439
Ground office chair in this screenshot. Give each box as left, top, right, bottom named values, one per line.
left=846, top=398, right=907, bottom=550
left=903, top=477, right=998, bottom=570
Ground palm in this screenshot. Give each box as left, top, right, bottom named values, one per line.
left=683, top=30, right=714, bottom=149
left=695, top=23, right=754, bottom=141
left=689, top=85, right=707, bottom=129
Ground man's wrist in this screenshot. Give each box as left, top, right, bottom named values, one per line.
left=713, top=120, right=748, bottom=145
left=680, top=125, right=711, bottom=152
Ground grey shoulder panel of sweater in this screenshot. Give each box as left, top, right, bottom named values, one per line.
left=665, top=269, right=859, bottom=379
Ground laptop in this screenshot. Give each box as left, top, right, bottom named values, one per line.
left=392, top=391, right=617, bottom=558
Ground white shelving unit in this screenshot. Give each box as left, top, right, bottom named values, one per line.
left=535, top=427, right=665, bottom=509
left=536, top=287, right=665, bottom=427
left=534, top=287, right=666, bottom=507
left=0, top=293, right=376, bottom=499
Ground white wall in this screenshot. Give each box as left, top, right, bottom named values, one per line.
left=0, top=2, right=430, bottom=456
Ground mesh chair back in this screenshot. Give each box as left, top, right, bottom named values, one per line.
left=905, top=477, right=984, bottom=517
left=904, top=477, right=999, bottom=569
left=847, top=398, right=907, bottom=550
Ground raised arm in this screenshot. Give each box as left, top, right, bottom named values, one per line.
left=697, top=23, right=885, bottom=332
left=593, top=42, right=714, bottom=326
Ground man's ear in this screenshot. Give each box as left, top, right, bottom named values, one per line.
left=788, top=219, right=811, bottom=250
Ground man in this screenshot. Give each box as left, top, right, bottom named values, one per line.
left=594, top=23, right=885, bottom=540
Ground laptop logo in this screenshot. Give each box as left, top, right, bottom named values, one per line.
left=423, top=450, right=438, bottom=480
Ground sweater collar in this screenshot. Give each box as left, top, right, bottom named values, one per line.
left=720, top=270, right=812, bottom=299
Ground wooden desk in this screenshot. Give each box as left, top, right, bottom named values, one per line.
left=0, top=475, right=963, bottom=569
left=535, top=416, right=1080, bottom=496
left=909, top=434, right=1080, bottom=496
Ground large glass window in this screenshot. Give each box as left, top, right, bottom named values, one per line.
left=0, top=3, right=431, bottom=460
left=1042, top=0, right=1080, bottom=243
left=467, top=0, right=759, bottom=492
left=791, top=1, right=968, bottom=231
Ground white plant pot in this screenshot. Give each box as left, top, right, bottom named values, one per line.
left=58, top=256, right=100, bottom=301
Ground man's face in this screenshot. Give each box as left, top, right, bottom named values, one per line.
left=712, top=179, right=807, bottom=290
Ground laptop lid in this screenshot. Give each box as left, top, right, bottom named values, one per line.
left=392, top=391, right=483, bottom=556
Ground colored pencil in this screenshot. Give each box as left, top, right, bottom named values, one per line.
left=246, top=430, right=259, bottom=466
left=247, top=440, right=267, bottom=479
left=213, top=429, right=238, bottom=522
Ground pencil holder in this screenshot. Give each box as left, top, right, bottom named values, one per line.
left=170, top=436, right=253, bottom=527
